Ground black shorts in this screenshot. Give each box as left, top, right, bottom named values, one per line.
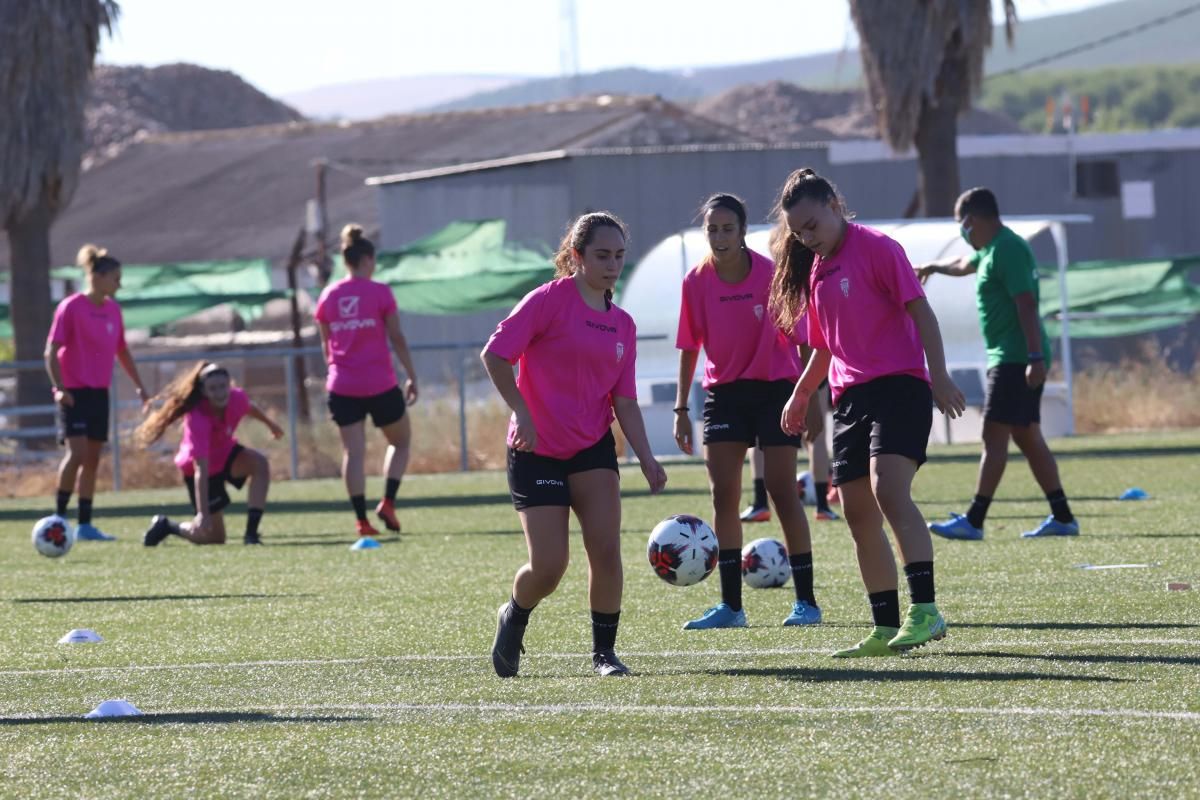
left=507, top=430, right=619, bottom=510
left=328, top=386, right=406, bottom=428
left=57, top=387, right=109, bottom=444
left=831, top=375, right=932, bottom=486
left=184, top=444, right=247, bottom=513
left=702, top=379, right=803, bottom=448
left=983, top=364, right=1043, bottom=426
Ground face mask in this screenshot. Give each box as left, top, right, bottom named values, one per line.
left=960, top=224, right=973, bottom=245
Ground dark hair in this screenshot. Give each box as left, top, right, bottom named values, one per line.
left=553, top=212, right=628, bottom=302
left=76, top=244, right=121, bottom=275
left=698, top=193, right=747, bottom=229
left=341, top=223, right=376, bottom=269
left=135, top=361, right=230, bottom=445
left=767, top=168, right=850, bottom=335
left=956, top=187, right=1000, bottom=220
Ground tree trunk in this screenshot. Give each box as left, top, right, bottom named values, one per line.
left=913, top=98, right=961, bottom=217
left=913, top=44, right=968, bottom=217
left=6, top=200, right=56, bottom=444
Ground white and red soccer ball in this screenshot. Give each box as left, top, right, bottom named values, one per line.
left=741, top=537, right=790, bottom=589
left=32, top=515, right=75, bottom=558
left=647, top=515, right=718, bottom=587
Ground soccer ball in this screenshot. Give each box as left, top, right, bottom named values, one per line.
left=32, top=515, right=75, bottom=558
left=647, top=515, right=718, bottom=587
left=796, top=470, right=817, bottom=505
left=742, top=537, right=790, bottom=588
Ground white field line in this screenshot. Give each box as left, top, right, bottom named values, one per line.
left=0, top=639, right=1197, bottom=678
left=3, top=702, right=1198, bottom=724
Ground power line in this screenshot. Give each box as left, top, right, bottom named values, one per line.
left=988, top=2, right=1200, bottom=79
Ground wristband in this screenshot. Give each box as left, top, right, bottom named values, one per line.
left=673, top=407, right=689, bottom=414
left=1027, top=352, right=1044, bottom=363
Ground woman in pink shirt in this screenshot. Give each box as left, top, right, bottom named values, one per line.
left=137, top=361, right=283, bottom=545
left=482, top=212, right=667, bottom=679
left=673, top=193, right=821, bottom=632
left=43, top=244, right=149, bottom=542
left=315, top=224, right=419, bottom=539
left=769, top=168, right=966, bottom=658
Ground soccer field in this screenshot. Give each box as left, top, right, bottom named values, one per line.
left=2, top=430, right=1198, bottom=799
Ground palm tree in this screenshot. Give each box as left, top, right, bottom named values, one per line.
left=1, top=0, right=119, bottom=432
left=849, top=0, right=1016, bottom=216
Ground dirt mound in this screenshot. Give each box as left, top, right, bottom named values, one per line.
left=85, top=63, right=304, bottom=167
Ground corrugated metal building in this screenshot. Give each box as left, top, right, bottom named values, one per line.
left=368, top=129, right=1200, bottom=265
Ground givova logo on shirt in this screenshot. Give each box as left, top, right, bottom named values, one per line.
left=338, top=296, right=360, bottom=318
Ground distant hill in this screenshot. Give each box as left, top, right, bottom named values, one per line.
left=436, top=0, right=1200, bottom=111
left=282, top=75, right=525, bottom=121
left=86, top=63, right=303, bottom=168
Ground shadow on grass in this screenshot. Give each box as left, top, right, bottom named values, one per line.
left=265, top=536, right=402, bottom=548
left=705, top=666, right=1125, bottom=683
left=952, top=622, right=1199, bottom=631
left=1086, top=532, right=1198, bottom=539
left=943, top=650, right=1200, bottom=667
left=927, top=443, right=1200, bottom=465
left=0, top=711, right=368, bottom=726
left=12, top=593, right=316, bottom=605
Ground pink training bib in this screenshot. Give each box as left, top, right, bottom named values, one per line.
left=315, top=277, right=400, bottom=397
left=806, top=223, right=930, bottom=403
left=46, top=294, right=127, bottom=389
left=486, top=277, right=637, bottom=460
left=676, top=249, right=801, bottom=389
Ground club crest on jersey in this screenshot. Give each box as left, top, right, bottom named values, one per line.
left=753, top=304, right=764, bottom=321
left=338, top=296, right=360, bottom=318
left=615, top=342, right=625, bottom=362
left=106, top=322, right=114, bottom=335
left=839, top=277, right=850, bottom=298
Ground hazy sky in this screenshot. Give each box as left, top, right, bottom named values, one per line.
left=98, top=0, right=1116, bottom=96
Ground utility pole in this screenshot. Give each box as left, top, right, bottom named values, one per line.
left=285, top=226, right=311, bottom=421
left=313, top=158, right=331, bottom=287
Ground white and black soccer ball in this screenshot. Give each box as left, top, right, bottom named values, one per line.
left=32, top=515, right=75, bottom=558
left=742, top=537, right=790, bottom=589
left=795, top=470, right=817, bottom=505
left=647, top=515, right=718, bottom=587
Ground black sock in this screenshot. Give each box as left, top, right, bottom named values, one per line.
left=868, top=590, right=901, bottom=629
left=752, top=478, right=767, bottom=509
left=815, top=481, right=830, bottom=512
left=718, top=549, right=743, bottom=612
left=55, top=490, right=71, bottom=517
left=78, top=498, right=93, bottom=525
left=966, top=494, right=991, bottom=529
left=384, top=478, right=400, bottom=503
left=904, top=561, right=936, bottom=604
left=350, top=494, right=367, bottom=522
left=245, top=508, right=264, bottom=539
left=166, top=518, right=182, bottom=535
left=508, top=595, right=533, bottom=626
left=591, top=610, right=620, bottom=653
left=1046, top=489, right=1074, bottom=523
left=789, top=552, right=816, bottom=605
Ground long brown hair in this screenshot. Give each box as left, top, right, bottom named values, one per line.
left=553, top=212, right=628, bottom=303
left=767, top=168, right=850, bottom=335
left=135, top=361, right=229, bottom=445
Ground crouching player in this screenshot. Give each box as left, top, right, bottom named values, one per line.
left=138, top=362, right=283, bottom=545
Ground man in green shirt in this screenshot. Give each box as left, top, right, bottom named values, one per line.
left=916, top=187, right=1079, bottom=539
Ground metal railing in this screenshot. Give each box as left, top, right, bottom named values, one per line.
left=1, top=334, right=667, bottom=488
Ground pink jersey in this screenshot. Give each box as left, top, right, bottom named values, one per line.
left=806, top=223, right=930, bottom=403
left=315, top=277, right=399, bottom=397
left=46, top=294, right=128, bottom=389
left=174, top=387, right=251, bottom=475
left=486, top=277, right=637, bottom=460
left=676, top=249, right=801, bottom=389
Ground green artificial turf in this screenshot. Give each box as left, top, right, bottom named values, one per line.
left=1, top=430, right=1197, bottom=798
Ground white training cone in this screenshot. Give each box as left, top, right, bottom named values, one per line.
left=59, top=628, right=103, bottom=644
left=85, top=699, right=142, bottom=719
left=350, top=537, right=381, bottom=551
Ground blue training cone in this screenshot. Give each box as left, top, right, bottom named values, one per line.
left=1119, top=487, right=1149, bottom=501
left=350, top=537, right=381, bottom=551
